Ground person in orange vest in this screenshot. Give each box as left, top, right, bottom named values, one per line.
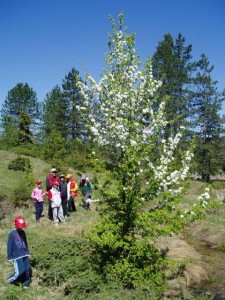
left=66, top=173, right=78, bottom=214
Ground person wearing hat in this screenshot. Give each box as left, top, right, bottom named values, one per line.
left=31, top=180, right=47, bottom=222
left=7, top=216, right=31, bottom=288
left=59, top=174, right=68, bottom=217
left=46, top=168, right=59, bottom=220
left=79, top=174, right=93, bottom=210
left=66, top=173, right=78, bottom=213
left=47, top=181, right=65, bottom=226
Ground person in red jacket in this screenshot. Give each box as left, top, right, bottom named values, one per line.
left=46, top=168, right=59, bottom=220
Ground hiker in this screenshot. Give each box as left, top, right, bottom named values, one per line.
left=46, top=168, right=59, bottom=220
left=48, top=181, right=65, bottom=226
left=66, top=173, right=78, bottom=214
left=59, top=174, right=68, bottom=217
left=79, top=174, right=93, bottom=210
left=31, top=180, right=47, bottom=222
left=7, top=216, right=31, bottom=288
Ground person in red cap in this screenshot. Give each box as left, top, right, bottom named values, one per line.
left=31, top=180, right=47, bottom=222
left=46, top=168, right=59, bottom=220
left=7, top=216, right=30, bottom=288
left=48, top=181, right=65, bottom=226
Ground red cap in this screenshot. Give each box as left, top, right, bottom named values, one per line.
left=53, top=181, right=59, bottom=186
left=35, top=180, right=42, bottom=185
left=14, top=216, right=26, bottom=229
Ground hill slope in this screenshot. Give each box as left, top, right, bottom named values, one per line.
left=0, top=150, right=225, bottom=299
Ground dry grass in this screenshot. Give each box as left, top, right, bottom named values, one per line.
left=184, top=264, right=208, bottom=287
left=189, top=223, right=225, bottom=248
left=156, top=235, right=202, bottom=261
left=156, top=235, right=209, bottom=289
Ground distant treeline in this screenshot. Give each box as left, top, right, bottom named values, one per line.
left=0, top=32, right=225, bottom=181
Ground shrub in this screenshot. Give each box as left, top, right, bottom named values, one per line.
left=30, top=236, right=94, bottom=287
left=8, top=156, right=32, bottom=172
left=12, top=145, right=40, bottom=158
left=11, top=181, right=32, bottom=208
left=0, top=192, right=12, bottom=220
left=211, top=180, right=225, bottom=190
left=76, top=170, right=83, bottom=176
left=64, top=269, right=102, bottom=298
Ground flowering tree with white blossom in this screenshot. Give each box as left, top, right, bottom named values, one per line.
left=77, top=14, right=215, bottom=289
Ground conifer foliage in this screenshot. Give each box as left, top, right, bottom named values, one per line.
left=62, top=67, right=87, bottom=140
left=190, top=54, right=225, bottom=181
left=152, top=33, right=193, bottom=138
left=0, top=83, right=39, bottom=146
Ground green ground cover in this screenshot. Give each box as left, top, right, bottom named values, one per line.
left=0, top=150, right=225, bottom=299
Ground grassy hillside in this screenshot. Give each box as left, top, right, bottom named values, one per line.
left=0, top=150, right=102, bottom=299
left=0, top=150, right=225, bottom=299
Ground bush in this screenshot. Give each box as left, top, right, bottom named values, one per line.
left=12, top=145, right=40, bottom=158
left=0, top=192, right=13, bottom=220
left=8, top=156, right=32, bottom=172
left=64, top=269, right=102, bottom=298
left=11, top=182, right=32, bottom=208
left=30, top=236, right=94, bottom=287
left=211, top=180, right=225, bottom=190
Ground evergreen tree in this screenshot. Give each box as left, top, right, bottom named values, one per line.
left=18, top=111, right=33, bottom=144
left=0, top=83, right=39, bottom=146
left=62, top=68, right=86, bottom=140
left=41, top=129, right=67, bottom=161
left=41, top=85, right=67, bottom=138
left=152, top=33, right=193, bottom=138
left=190, top=54, right=225, bottom=181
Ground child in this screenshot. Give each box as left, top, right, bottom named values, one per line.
left=7, top=216, right=30, bottom=288
left=48, top=181, right=65, bottom=226
left=31, top=179, right=47, bottom=222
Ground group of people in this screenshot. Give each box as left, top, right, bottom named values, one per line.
left=6, top=169, right=94, bottom=288
left=31, top=168, right=93, bottom=226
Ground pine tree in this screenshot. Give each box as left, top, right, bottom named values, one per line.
left=190, top=54, right=225, bottom=181
left=41, top=85, right=67, bottom=138
left=152, top=33, right=193, bottom=138
left=62, top=67, right=86, bottom=140
left=0, top=83, right=39, bottom=146
left=18, top=111, right=33, bottom=144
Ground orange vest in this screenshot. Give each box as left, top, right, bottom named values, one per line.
left=70, top=178, right=78, bottom=198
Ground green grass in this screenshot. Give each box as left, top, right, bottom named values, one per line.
left=1, top=150, right=225, bottom=299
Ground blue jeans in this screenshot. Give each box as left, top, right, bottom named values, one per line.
left=34, top=201, right=43, bottom=221
left=7, top=256, right=30, bottom=286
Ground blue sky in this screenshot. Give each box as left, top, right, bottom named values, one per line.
left=0, top=0, right=224, bottom=112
